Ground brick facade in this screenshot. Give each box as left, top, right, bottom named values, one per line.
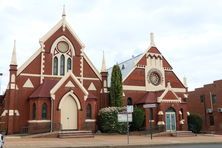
left=188, top=80, right=222, bottom=134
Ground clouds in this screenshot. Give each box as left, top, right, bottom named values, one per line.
left=0, top=0, right=222, bottom=93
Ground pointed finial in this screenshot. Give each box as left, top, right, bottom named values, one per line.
left=183, top=77, right=187, bottom=87
left=62, top=5, right=66, bottom=18
left=150, top=32, right=155, bottom=47
left=101, top=51, right=107, bottom=72
left=10, top=40, right=17, bottom=65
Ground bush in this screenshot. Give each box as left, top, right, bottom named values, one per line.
left=130, top=107, right=145, bottom=131
left=188, top=114, right=203, bottom=133
left=98, top=107, right=127, bottom=134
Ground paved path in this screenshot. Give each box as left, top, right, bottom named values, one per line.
left=3, top=134, right=222, bottom=148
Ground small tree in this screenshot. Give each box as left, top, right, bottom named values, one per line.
left=131, top=107, right=145, bottom=131
left=188, top=114, right=203, bottom=133
left=110, top=65, right=123, bottom=107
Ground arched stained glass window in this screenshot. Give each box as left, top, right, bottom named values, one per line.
left=60, top=55, right=65, bottom=75
left=32, top=103, right=36, bottom=120
left=67, top=58, right=72, bottom=71
left=86, top=104, right=92, bottom=119
left=53, top=57, right=58, bottom=75
left=42, top=103, right=47, bottom=119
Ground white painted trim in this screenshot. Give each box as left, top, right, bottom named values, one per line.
left=17, top=48, right=42, bottom=75
left=39, top=19, right=85, bottom=48
left=58, top=91, right=81, bottom=110
left=50, top=71, right=88, bottom=99
left=83, top=53, right=102, bottom=80
left=88, top=82, right=96, bottom=91
left=28, top=120, right=51, bottom=123
left=122, top=45, right=152, bottom=82
left=20, top=73, right=100, bottom=80
left=157, top=82, right=181, bottom=103
left=23, top=78, right=34, bottom=88
left=1, top=110, right=7, bottom=116
left=65, top=81, right=75, bottom=88
left=85, top=119, right=96, bottom=122
left=50, top=35, right=75, bottom=56
left=171, top=88, right=186, bottom=93
left=123, top=85, right=146, bottom=91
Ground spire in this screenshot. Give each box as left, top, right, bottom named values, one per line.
left=10, top=40, right=17, bottom=65
left=150, top=32, right=155, bottom=47
left=101, top=51, right=107, bottom=72
left=62, top=5, right=66, bottom=18
left=183, top=77, right=187, bottom=87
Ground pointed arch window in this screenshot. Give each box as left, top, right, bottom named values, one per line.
left=53, top=57, right=58, bottom=75
left=42, top=103, right=47, bottom=119
left=32, top=103, right=36, bottom=120
left=67, top=58, right=72, bottom=71
left=86, top=104, right=92, bottom=119
left=60, top=55, right=65, bottom=75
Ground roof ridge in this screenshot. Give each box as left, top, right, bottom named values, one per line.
left=107, top=53, right=143, bottom=70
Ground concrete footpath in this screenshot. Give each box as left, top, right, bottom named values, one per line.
left=3, top=134, right=222, bottom=148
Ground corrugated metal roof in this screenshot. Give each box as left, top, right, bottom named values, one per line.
left=107, top=53, right=143, bottom=87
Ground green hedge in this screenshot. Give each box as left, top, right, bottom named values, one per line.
left=131, top=107, right=145, bottom=131
left=188, top=114, right=203, bottom=133
left=98, top=107, right=127, bottom=134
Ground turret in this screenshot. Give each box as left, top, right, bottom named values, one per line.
left=7, top=40, right=19, bottom=134
left=100, top=51, right=108, bottom=107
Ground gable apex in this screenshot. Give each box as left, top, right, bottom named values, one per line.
left=39, top=18, right=85, bottom=49
left=50, top=71, right=88, bottom=99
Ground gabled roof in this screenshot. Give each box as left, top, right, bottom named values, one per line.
left=39, top=17, right=85, bottom=48
left=107, top=54, right=143, bottom=87
left=50, top=71, right=88, bottom=99
left=29, top=79, right=59, bottom=98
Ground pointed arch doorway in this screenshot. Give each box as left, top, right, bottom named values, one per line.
left=59, top=93, right=81, bottom=130
left=165, top=107, right=176, bottom=132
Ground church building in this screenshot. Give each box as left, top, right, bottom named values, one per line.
left=0, top=8, right=189, bottom=135
left=0, top=9, right=109, bottom=134
left=108, top=33, right=189, bottom=131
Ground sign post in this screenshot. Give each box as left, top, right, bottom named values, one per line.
left=118, top=105, right=133, bottom=144
left=143, top=104, right=157, bottom=140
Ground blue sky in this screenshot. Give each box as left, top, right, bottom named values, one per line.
left=1, top=0, right=222, bottom=93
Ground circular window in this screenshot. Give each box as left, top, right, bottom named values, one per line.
left=149, top=71, right=161, bottom=86
left=57, top=41, right=69, bottom=53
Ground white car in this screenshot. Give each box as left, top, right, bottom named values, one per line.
left=0, top=134, right=4, bottom=148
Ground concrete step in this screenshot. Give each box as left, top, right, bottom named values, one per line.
left=59, top=130, right=94, bottom=138
left=172, top=131, right=196, bottom=137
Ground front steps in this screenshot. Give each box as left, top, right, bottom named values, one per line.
left=59, top=130, right=94, bottom=138
left=172, top=131, right=196, bottom=137
left=153, top=131, right=196, bottom=137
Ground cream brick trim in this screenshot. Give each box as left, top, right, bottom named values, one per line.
left=85, top=119, right=96, bottom=122
left=28, top=120, right=51, bottom=123
left=1, top=110, right=20, bottom=116
left=83, top=53, right=102, bottom=80
left=20, top=73, right=100, bottom=81
left=50, top=71, right=88, bottom=99
left=157, top=82, right=181, bottom=103
left=23, top=78, right=34, bottom=88
left=123, top=85, right=146, bottom=91
left=88, top=82, right=96, bottom=91
left=39, top=19, right=85, bottom=48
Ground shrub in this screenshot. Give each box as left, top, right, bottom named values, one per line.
left=98, top=107, right=127, bottom=134
left=188, top=114, right=203, bottom=133
left=130, top=107, right=145, bottom=131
